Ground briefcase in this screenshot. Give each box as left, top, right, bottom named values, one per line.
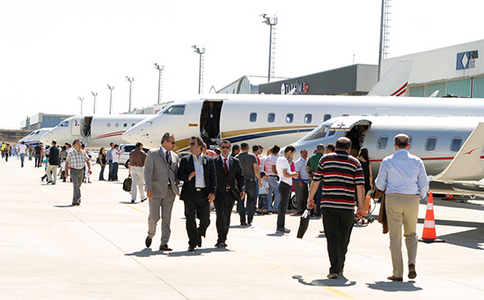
left=123, top=177, right=132, bottom=192
left=297, top=209, right=311, bottom=239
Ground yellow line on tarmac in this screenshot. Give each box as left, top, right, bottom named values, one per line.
left=124, top=204, right=148, bottom=215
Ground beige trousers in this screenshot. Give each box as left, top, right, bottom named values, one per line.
left=385, top=193, right=420, bottom=277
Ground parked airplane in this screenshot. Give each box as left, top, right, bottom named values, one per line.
left=40, top=115, right=152, bottom=148
left=429, top=122, right=484, bottom=198
left=18, top=128, right=53, bottom=145
left=290, top=115, right=484, bottom=178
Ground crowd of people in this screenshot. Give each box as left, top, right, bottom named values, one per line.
left=5, top=131, right=429, bottom=282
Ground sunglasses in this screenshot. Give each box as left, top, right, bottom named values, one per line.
left=189, top=142, right=197, bottom=146
left=220, top=146, right=230, bottom=149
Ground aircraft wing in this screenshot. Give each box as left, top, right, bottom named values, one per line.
left=367, top=60, right=413, bottom=97
left=431, top=122, right=484, bottom=182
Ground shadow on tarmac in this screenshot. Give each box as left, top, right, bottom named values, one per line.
left=420, top=218, right=484, bottom=250
left=366, top=281, right=422, bottom=292
left=53, top=204, right=76, bottom=208
left=292, top=274, right=356, bottom=287
left=125, top=247, right=231, bottom=258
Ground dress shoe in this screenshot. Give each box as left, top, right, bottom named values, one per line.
left=188, top=246, right=195, bottom=252
left=214, top=242, right=227, bottom=248
left=241, top=222, right=247, bottom=226
left=277, top=228, right=291, bottom=234
left=327, top=273, right=339, bottom=279
left=387, top=275, right=403, bottom=281
left=159, top=244, right=173, bottom=251
left=145, top=237, right=152, bottom=248
left=408, top=264, right=417, bottom=279
left=141, top=197, right=147, bottom=202
left=131, top=199, right=135, bottom=203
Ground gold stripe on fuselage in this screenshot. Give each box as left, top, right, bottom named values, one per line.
left=221, top=125, right=316, bottom=139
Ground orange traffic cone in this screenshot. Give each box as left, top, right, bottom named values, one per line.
left=419, top=192, right=445, bottom=243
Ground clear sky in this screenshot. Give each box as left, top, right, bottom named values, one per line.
left=1, top=0, right=483, bottom=129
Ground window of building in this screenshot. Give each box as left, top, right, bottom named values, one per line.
left=378, top=136, right=388, bottom=150
left=249, top=113, right=257, bottom=122
left=427, top=82, right=446, bottom=97
left=268, top=113, right=275, bottom=123
left=426, top=137, right=437, bottom=151
left=409, top=85, right=425, bottom=97
left=447, top=78, right=471, bottom=98
left=286, top=113, right=294, bottom=123
left=304, top=114, right=312, bottom=124
left=324, top=114, right=331, bottom=121
left=451, top=138, right=462, bottom=152
left=473, top=77, right=484, bottom=98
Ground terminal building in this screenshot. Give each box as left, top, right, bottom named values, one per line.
left=20, top=113, right=72, bottom=130
left=380, top=39, right=484, bottom=98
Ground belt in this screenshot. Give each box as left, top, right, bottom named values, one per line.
left=280, top=181, right=291, bottom=186
left=71, top=167, right=84, bottom=171
left=131, top=165, right=144, bottom=168
left=268, top=175, right=278, bottom=177
left=246, top=178, right=255, bottom=181
left=195, top=188, right=206, bottom=192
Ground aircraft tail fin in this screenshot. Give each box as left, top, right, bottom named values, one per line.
left=431, top=122, right=484, bottom=182
left=367, top=60, right=413, bottom=97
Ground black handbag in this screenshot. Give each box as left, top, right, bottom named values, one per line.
left=123, top=177, right=132, bottom=192
left=297, top=209, right=311, bottom=239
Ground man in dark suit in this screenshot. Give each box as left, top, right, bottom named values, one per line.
left=214, top=140, right=245, bottom=248
left=46, top=140, right=60, bottom=185
left=177, top=136, right=217, bottom=252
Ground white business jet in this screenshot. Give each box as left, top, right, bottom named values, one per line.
left=18, top=128, right=53, bottom=145
left=40, top=115, right=152, bottom=148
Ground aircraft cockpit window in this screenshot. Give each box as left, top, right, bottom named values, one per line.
left=286, top=113, right=294, bottom=123
left=426, top=137, right=437, bottom=152
left=34, top=131, right=40, bottom=135
left=163, top=105, right=185, bottom=115
left=304, top=114, right=312, bottom=124
left=378, top=136, right=388, bottom=150
left=328, top=130, right=336, bottom=136
left=249, top=113, right=257, bottom=122
left=451, top=138, right=462, bottom=152
left=131, top=123, right=136, bottom=127
left=300, top=124, right=329, bottom=141
left=324, top=114, right=331, bottom=121
left=268, top=113, right=275, bottom=123
left=59, top=121, right=68, bottom=127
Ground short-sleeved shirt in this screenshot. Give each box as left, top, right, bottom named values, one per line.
left=259, top=179, right=269, bottom=194
left=294, top=157, right=310, bottom=180
left=34, top=145, right=42, bottom=155
left=112, top=149, right=120, bottom=163
left=312, top=150, right=365, bottom=210
left=306, top=152, right=323, bottom=174
left=67, top=149, right=90, bottom=169
left=276, top=156, right=292, bottom=185
left=18, top=144, right=27, bottom=154
left=263, top=155, right=277, bottom=176
left=236, top=152, right=258, bottom=180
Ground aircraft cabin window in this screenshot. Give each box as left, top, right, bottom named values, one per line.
left=107, top=123, right=111, bottom=127
left=451, top=138, right=462, bottom=152
left=286, top=113, right=294, bottom=123
left=378, top=136, right=388, bottom=150
left=268, top=113, right=275, bottom=123
left=324, top=114, right=331, bottom=121
left=426, top=137, right=437, bottom=151
left=163, top=105, right=185, bottom=115
left=131, top=123, right=136, bottom=127
left=304, top=114, right=312, bottom=124
left=123, top=123, right=127, bottom=127
left=249, top=113, right=257, bottom=122
left=115, top=123, right=119, bottom=127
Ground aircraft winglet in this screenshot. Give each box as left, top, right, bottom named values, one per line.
left=431, top=122, right=484, bottom=182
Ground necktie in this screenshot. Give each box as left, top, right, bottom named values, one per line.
left=166, top=151, right=171, bottom=165
left=224, top=158, right=229, bottom=188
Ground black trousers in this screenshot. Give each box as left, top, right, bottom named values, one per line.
left=215, top=191, right=236, bottom=244
left=322, top=208, right=355, bottom=274
left=184, top=190, right=211, bottom=248
left=238, top=179, right=257, bottom=224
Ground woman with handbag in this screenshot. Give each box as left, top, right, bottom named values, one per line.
left=98, top=147, right=107, bottom=181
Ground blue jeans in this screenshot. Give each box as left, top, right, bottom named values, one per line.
left=20, top=153, right=25, bottom=167
left=258, top=194, right=268, bottom=210
left=99, top=164, right=106, bottom=180
left=266, top=176, right=280, bottom=211
left=277, top=181, right=292, bottom=231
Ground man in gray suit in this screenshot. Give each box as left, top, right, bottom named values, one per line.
left=144, top=132, right=180, bottom=251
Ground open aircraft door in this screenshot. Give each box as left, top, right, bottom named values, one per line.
left=71, top=116, right=82, bottom=136
left=200, top=99, right=224, bottom=143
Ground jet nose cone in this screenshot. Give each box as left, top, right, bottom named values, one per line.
left=122, top=130, right=138, bottom=144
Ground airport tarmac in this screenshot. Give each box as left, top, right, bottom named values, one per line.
left=1, top=157, right=484, bottom=300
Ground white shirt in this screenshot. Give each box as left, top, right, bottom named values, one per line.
left=18, top=144, right=27, bottom=154
left=276, top=156, right=292, bottom=185
left=192, top=154, right=206, bottom=188
left=112, top=149, right=120, bottom=163
left=221, top=155, right=230, bottom=172
left=294, top=157, right=310, bottom=180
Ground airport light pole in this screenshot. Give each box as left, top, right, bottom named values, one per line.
left=107, top=85, right=115, bottom=114
left=154, top=63, right=164, bottom=105
left=261, top=14, right=277, bottom=83
left=91, top=91, right=97, bottom=114
left=192, top=45, right=205, bottom=94
left=78, top=97, right=84, bottom=115
left=126, top=76, right=134, bottom=112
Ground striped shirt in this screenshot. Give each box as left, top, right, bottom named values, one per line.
left=67, top=149, right=90, bottom=169
left=313, top=150, right=365, bottom=210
